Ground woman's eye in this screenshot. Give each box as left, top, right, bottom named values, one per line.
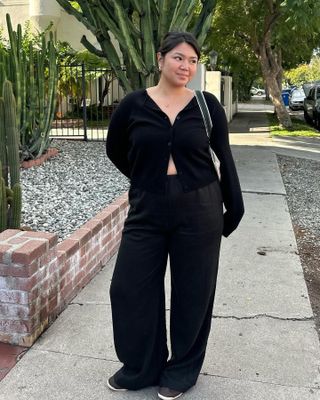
left=175, top=56, right=182, bottom=60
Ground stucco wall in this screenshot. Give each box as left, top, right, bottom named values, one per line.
left=0, top=1, right=98, bottom=51
left=0, top=2, right=29, bottom=33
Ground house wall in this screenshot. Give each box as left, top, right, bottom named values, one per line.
left=0, top=0, right=98, bottom=51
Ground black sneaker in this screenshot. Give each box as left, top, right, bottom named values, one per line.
left=107, top=375, right=128, bottom=392
left=158, top=386, right=184, bottom=400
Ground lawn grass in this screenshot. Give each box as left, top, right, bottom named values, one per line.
left=268, top=113, right=320, bottom=137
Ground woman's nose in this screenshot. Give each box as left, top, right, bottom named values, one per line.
left=180, top=61, right=188, bottom=70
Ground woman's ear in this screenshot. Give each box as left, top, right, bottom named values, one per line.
left=157, top=52, right=163, bottom=71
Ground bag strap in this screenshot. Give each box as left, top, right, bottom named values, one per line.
left=195, top=90, right=213, bottom=138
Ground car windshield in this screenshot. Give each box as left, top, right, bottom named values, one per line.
left=292, top=89, right=305, bottom=98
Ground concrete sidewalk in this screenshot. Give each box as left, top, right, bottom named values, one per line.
left=1, top=104, right=320, bottom=399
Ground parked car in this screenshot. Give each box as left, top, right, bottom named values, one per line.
left=288, top=88, right=305, bottom=110
left=303, top=84, right=320, bottom=129
left=250, top=87, right=265, bottom=96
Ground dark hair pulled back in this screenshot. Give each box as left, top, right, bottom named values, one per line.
left=158, top=31, right=201, bottom=59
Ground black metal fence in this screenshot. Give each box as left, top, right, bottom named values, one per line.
left=51, top=64, right=124, bottom=141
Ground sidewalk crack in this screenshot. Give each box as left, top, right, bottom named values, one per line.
left=200, top=371, right=320, bottom=391
left=242, top=190, right=286, bottom=196
left=213, top=314, right=314, bottom=322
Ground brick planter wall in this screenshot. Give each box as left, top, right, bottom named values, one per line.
left=21, top=148, right=59, bottom=169
left=0, top=193, right=128, bottom=347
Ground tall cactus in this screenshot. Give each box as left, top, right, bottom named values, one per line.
left=0, top=80, right=22, bottom=232
left=4, top=14, right=58, bottom=161
left=3, top=80, right=20, bottom=187
left=56, top=0, right=217, bottom=92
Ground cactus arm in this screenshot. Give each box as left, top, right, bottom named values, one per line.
left=169, top=0, right=197, bottom=32
left=140, top=0, right=156, bottom=73
left=77, top=0, right=97, bottom=26
left=9, top=183, right=22, bottom=229
left=55, top=0, right=98, bottom=34
left=0, top=175, right=7, bottom=232
left=158, top=0, right=173, bottom=41
left=3, top=80, right=20, bottom=187
left=192, top=0, right=217, bottom=47
left=6, top=14, right=21, bottom=131
left=42, top=36, right=58, bottom=144
left=81, top=35, right=132, bottom=93
left=0, top=98, right=8, bottom=185
left=109, top=0, right=148, bottom=75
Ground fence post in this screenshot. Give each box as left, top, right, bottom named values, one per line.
left=81, top=62, right=88, bottom=141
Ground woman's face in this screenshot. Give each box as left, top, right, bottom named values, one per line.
left=157, top=42, right=198, bottom=87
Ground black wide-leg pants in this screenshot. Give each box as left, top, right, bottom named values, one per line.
left=109, top=176, right=223, bottom=392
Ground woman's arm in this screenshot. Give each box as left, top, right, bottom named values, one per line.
left=106, top=94, right=132, bottom=178
left=204, top=92, right=244, bottom=237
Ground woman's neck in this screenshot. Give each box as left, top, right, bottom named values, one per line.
left=155, top=80, right=189, bottom=97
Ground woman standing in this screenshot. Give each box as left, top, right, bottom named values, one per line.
left=106, top=31, right=244, bottom=400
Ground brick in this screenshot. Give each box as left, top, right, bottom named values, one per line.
left=67, top=229, right=91, bottom=247
left=59, top=260, right=70, bottom=279
left=60, top=281, right=73, bottom=302
left=104, top=222, right=112, bottom=233
left=29, top=287, right=39, bottom=303
left=81, top=219, right=103, bottom=236
left=60, top=272, right=73, bottom=290
left=56, top=239, right=79, bottom=258
left=120, top=201, right=129, bottom=211
left=39, top=248, right=57, bottom=267
left=92, top=210, right=112, bottom=226
left=56, top=250, right=66, bottom=264
left=0, top=258, right=40, bottom=278
left=0, top=230, right=22, bottom=242
left=0, top=289, right=29, bottom=305
left=0, top=319, right=30, bottom=334
left=39, top=306, right=49, bottom=323
left=0, top=275, right=38, bottom=291
left=0, top=244, right=12, bottom=264
left=48, top=259, right=58, bottom=275
left=11, top=240, right=48, bottom=265
left=101, top=233, right=112, bottom=247
left=7, top=237, right=29, bottom=246
left=0, top=303, right=29, bottom=319
left=48, top=296, right=58, bottom=314
left=80, top=254, right=88, bottom=269
left=19, top=231, right=58, bottom=248
left=47, top=272, right=59, bottom=291
left=80, top=245, right=86, bottom=257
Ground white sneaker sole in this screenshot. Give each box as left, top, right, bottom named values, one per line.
left=107, top=378, right=128, bottom=392
left=158, top=391, right=183, bottom=400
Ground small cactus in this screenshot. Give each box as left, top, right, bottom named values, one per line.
left=0, top=80, right=22, bottom=232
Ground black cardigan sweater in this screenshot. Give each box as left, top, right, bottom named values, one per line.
left=106, top=89, right=244, bottom=237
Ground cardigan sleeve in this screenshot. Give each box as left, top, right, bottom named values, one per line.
left=106, top=94, right=133, bottom=178
left=203, top=91, right=244, bottom=237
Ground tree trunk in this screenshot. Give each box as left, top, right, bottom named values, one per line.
left=263, top=68, right=292, bottom=126
left=258, top=34, right=292, bottom=128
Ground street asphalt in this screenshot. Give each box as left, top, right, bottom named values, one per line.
left=1, top=101, right=320, bottom=399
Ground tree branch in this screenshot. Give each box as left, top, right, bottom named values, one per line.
left=80, top=36, right=104, bottom=58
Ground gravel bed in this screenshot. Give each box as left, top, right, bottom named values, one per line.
left=21, top=139, right=129, bottom=242
left=278, top=155, right=320, bottom=244
left=278, top=155, right=320, bottom=339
